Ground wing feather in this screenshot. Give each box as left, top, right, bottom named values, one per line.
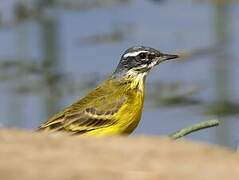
left=38, top=83, right=127, bottom=134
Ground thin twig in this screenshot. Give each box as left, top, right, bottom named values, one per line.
left=169, top=119, right=219, bottom=140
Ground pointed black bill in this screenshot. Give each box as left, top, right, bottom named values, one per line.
left=162, top=53, right=179, bottom=61
left=155, top=53, right=179, bottom=65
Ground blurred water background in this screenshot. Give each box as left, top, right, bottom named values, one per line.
left=0, top=0, right=239, bottom=148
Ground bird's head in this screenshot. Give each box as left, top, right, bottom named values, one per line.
left=113, top=46, right=178, bottom=77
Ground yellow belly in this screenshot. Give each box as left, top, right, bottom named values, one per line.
left=119, top=92, right=144, bottom=134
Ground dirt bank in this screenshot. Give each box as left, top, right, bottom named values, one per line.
left=0, top=129, right=238, bottom=180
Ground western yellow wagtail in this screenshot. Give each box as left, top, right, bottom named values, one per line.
left=38, top=46, right=179, bottom=135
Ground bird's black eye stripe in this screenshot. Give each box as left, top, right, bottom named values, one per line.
left=148, top=54, right=156, bottom=59
left=139, top=53, right=146, bottom=59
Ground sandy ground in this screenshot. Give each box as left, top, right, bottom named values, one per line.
left=0, top=129, right=238, bottom=180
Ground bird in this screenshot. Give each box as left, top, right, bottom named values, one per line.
left=38, top=46, right=179, bottom=136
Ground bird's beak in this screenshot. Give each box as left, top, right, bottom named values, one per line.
left=156, top=53, right=179, bottom=65
left=162, top=53, right=179, bottom=60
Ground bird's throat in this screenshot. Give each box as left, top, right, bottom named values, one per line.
left=125, top=70, right=147, bottom=92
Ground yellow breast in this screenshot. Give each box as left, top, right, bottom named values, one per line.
left=113, top=71, right=146, bottom=134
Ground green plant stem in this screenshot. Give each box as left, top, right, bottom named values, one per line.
left=169, top=119, right=219, bottom=140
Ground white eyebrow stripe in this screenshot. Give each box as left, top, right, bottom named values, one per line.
left=123, top=50, right=148, bottom=58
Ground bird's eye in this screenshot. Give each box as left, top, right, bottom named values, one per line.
left=148, top=54, right=156, bottom=59
left=139, top=53, right=146, bottom=59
